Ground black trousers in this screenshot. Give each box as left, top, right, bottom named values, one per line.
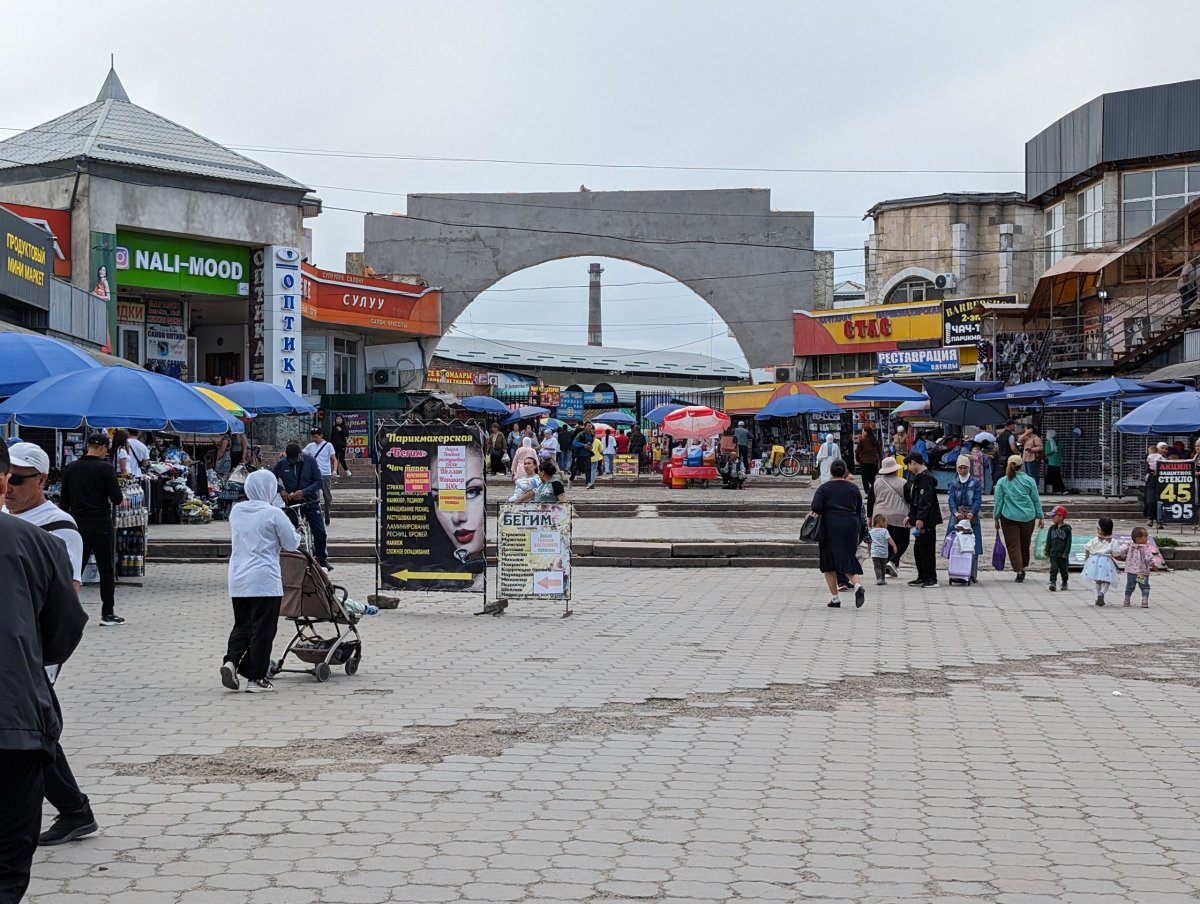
left=1045, top=464, right=1065, bottom=493
left=226, top=596, right=282, bottom=681
left=570, top=455, right=590, bottom=481
left=0, top=749, right=44, bottom=904
left=887, top=525, right=910, bottom=567
left=76, top=520, right=116, bottom=617
left=860, top=464, right=879, bottom=518
left=489, top=451, right=505, bottom=475
left=44, top=741, right=89, bottom=816
left=913, top=529, right=938, bottom=583
left=738, top=444, right=750, bottom=470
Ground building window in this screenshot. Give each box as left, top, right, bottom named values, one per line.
left=799, top=352, right=878, bottom=380
left=1044, top=202, right=1065, bottom=268
left=332, top=337, right=358, bottom=395
left=885, top=277, right=942, bottom=304
left=1122, top=166, right=1200, bottom=239
left=1077, top=183, right=1103, bottom=249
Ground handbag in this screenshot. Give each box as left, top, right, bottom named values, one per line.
left=799, top=511, right=824, bottom=543
left=991, top=535, right=1007, bottom=571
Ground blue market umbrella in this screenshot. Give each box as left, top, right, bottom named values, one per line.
left=0, top=332, right=102, bottom=397
left=644, top=403, right=684, bottom=424
left=540, top=417, right=564, bottom=430
left=218, top=380, right=317, bottom=416
left=755, top=394, right=843, bottom=420
left=921, top=378, right=1008, bottom=426
left=593, top=411, right=635, bottom=426
left=843, top=380, right=928, bottom=403
left=975, top=379, right=1075, bottom=404
left=1115, top=391, right=1200, bottom=433
left=0, top=368, right=243, bottom=433
left=501, top=405, right=550, bottom=425
left=459, top=395, right=511, bottom=416
left=1046, top=377, right=1185, bottom=408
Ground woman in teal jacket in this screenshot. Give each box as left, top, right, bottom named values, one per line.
left=992, top=454, right=1045, bottom=582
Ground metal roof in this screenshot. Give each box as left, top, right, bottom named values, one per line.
left=0, top=69, right=309, bottom=192
left=433, top=336, right=747, bottom=380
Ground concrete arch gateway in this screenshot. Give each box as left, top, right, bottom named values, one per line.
left=362, top=189, right=815, bottom=370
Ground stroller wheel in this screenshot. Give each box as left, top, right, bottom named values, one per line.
left=345, top=655, right=360, bottom=676
left=314, top=662, right=331, bottom=683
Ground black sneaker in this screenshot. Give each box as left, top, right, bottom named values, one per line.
left=321, top=562, right=334, bottom=572
left=245, top=678, right=275, bottom=693
left=1049, top=584, right=1057, bottom=592
left=39, top=810, right=98, bottom=846
left=1095, top=594, right=1106, bottom=607
left=854, top=585, right=865, bottom=608
left=1015, top=572, right=1026, bottom=583
left=906, top=578, right=925, bottom=587
left=827, top=599, right=841, bottom=608
left=99, top=614, right=125, bottom=627
left=921, top=580, right=938, bottom=588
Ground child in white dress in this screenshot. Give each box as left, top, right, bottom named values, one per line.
left=1082, top=517, right=1119, bottom=607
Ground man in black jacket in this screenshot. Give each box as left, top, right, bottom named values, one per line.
left=903, top=452, right=942, bottom=587
left=0, top=442, right=89, bottom=901
left=273, top=442, right=329, bottom=569
left=60, top=432, right=125, bottom=626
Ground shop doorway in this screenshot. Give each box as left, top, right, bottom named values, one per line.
left=206, top=352, right=241, bottom=384
left=118, top=325, right=144, bottom=366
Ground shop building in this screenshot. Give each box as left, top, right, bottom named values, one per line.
left=864, top=192, right=1040, bottom=306
left=0, top=68, right=318, bottom=390
left=1023, top=78, right=1200, bottom=379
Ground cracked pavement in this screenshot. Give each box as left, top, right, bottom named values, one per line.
left=28, top=562, right=1200, bottom=903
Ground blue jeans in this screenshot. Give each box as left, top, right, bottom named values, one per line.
left=604, top=453, right=615, bottom=475
left=1024, top=461, right=1040, bottom=483
left=982, top=457, right=993, bottom=495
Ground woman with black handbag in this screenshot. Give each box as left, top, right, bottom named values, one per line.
left=809, top=458, right=867, bottom=608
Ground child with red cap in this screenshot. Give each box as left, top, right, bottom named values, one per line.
left=1044, top=505, right=1072, bottom=592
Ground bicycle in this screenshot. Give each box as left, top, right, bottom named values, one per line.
left=286, top=503, right=314, bottom=556
left=778, top=444, right=812, bottom=478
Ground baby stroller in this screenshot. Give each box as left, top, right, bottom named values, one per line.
left=271, top=549, right=362, bottom=682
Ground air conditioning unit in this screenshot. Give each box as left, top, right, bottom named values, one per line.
left=372, top=367, right=400, bottom=389
left=775, top=367, right=792, bottom=382
left=934, top=273, right=958, bottom=291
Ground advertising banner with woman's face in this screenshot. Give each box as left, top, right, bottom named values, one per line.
left=377, top=424, right=486, bottom=593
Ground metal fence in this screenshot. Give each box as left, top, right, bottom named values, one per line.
left=49, top=280, right=108, bottom=347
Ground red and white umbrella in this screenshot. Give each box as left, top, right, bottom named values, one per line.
left=660, top=405, right=731, bottom=440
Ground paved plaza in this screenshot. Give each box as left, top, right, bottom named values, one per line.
left=25, top=554, right=1200, bottom=904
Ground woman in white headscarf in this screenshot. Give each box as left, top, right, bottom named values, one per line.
left=815, top=432, right=841, bottom=483
left=539, top=427, right=560, bottom=462
left=511, top=436, right=539, bottom=481
left=221, top=470, right=300, bottom=693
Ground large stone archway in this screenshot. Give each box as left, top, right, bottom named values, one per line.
left=362, top=189, right=814, bottom=369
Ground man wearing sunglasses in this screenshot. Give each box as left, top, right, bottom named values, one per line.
left=0, top=440, right=88, bottom=901
left=5, top=443, right=99, bottom=848
left=60, top=433, right=124, bottom=626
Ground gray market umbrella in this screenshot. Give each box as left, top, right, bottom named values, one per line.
left=921, top=378, right=1008, bottom=426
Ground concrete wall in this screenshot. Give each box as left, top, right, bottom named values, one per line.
left=362, top=189, right=814, bottom=370
left=866, top=197, right=1039, bottom=303
left=812, top=251, right=835, bottom=310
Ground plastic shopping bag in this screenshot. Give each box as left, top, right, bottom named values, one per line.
left=1033, top=527, right=1048, bottom=561
left=991, top=535, right=1007, bottom=572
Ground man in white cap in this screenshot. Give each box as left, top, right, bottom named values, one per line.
left=3, top=443, right=100, bottom=847
left=733, top=420, right=752, bottom=471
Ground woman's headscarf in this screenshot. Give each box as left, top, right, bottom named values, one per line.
left=511, top=438, right=539, bottom=479
left=243, top=469, right=283, bottom=508
left=825, top=433, right=835, bottom=443
left=1045, top=428, right=1058, bottom=456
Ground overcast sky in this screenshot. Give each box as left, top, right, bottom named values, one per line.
left=5, top=0, right=1200, bottom=368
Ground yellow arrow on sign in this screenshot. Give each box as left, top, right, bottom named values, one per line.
left=392, top=569, right=473, bottom=582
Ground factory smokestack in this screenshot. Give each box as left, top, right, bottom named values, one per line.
left=587, top=262, right=603, bottom=346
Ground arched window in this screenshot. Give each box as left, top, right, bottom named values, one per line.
left=885, top=277, right=943, bottom=304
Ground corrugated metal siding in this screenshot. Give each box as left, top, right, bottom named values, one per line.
left=1027, top=79, right=1200, bottom=203
left=1102, top=79, right=1200, bottom=161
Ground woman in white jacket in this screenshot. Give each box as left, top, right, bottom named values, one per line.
left=221, top=470, right=300, bottom=693
left=815, top=433, right=841, bottom=483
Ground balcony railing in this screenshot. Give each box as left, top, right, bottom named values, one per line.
left=48, top=280, right=108, bottom=347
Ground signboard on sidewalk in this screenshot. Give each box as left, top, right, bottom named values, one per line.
left=613, top=454, right=639, bottom=479
left=377, top=424, right=486, bottom=593
left=497, top=503, right=572, bottom=601
left=1156, top=460, right=1197, bottom=524
left=339, top=411, right=370, bottom=460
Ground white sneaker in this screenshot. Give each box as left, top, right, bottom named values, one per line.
left=345, top=470, right=351, bottom=477
left=885, top=563, right=898, bottom=578
left=220, top=662, right=239, bottom=691
left=245, top=678, right=274, bottom=693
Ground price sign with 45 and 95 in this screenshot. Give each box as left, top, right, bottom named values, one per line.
left=1156, top=460, right=1198, bottom=525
